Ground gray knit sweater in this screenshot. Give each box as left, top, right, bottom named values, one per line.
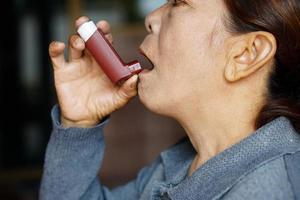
left=39, top=106, right=300, bottom=200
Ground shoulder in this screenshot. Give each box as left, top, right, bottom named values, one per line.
left=283, top=149, right=300, bottom=200
left=223, top=149, right=300, bottom=200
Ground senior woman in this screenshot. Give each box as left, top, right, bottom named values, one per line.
left=40, top=0, right=300, bottom=199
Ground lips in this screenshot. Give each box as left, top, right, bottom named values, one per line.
left=139, top=48, right=155, bottom=71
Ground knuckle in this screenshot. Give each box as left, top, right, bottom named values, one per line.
left=69, top=35, right=80, bottom=47
left=105, top=34, right=113, bottom=43
left=118, top=91, right=130, bottom=101
left=69, top=35, right=77, bottom=43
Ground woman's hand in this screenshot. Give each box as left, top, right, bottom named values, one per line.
left=49, top=16, right=138, bottom=128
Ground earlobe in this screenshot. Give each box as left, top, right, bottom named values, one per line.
left=224, top=32, right=277, bottom=83
left=224, top=61, right=237, bottom=82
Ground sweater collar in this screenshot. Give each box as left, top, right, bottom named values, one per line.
left=159, top=117, right=300, bottom=200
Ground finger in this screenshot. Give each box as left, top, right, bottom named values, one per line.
left=117, top=75, right=138, bottom=101
left=104, top=33, right=113, bottom=44
left=96, top=21, right=114, bottom=44
left=68, top=35, right=85, bottom=61
left=75, top=16, right=90, bottom=29
left=96, top=20, right=111, bottom=34
left=49, top=41, right=66, bottom=68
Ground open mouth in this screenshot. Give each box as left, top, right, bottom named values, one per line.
left=139, top=48, right=155, bottom=71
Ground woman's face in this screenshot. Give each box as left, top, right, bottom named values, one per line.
left=138, top=0, right=229, bottom=116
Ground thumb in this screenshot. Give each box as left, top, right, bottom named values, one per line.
left=116, top=75, right=138, bottom=101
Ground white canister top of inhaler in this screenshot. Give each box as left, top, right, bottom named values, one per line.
left=77, top=21, right=97, bottom=42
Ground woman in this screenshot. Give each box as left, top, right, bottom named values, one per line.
left=40, top=0, right=300, bottom=199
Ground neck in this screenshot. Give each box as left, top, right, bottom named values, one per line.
left=173, top=92, right=263, bottom=176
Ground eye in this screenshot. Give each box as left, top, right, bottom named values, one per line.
left=168, top=0, right=185, bottom=7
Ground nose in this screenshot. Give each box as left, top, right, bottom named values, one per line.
left=145, top=8, right=161, bottom=34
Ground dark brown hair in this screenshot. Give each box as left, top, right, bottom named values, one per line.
left=223, top=0, right=300, bottom=132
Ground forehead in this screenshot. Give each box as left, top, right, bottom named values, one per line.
left=190, top=0, right=225, bottom=11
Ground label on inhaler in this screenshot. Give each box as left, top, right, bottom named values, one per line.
left=128, top=63, right=142, bottom=72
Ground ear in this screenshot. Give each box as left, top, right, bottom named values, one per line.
left=224, top=31, right=277, bottom=82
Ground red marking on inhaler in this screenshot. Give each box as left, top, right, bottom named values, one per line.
left=77, top=21, right=142, bottom=84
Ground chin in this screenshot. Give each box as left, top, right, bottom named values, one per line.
left=138, top=85, right=156, bottom=111
left=138, top=84, right=173, bottom=117
left=137, top=68, right=176, bottom=116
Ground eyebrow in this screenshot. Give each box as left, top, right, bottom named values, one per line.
left=184, top=0, right=197, bottom=8
left=166, top=0, right=197, bottom=8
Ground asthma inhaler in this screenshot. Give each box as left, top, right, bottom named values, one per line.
left=77, top=21, right=142, bottom=84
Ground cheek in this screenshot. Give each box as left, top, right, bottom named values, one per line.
left=159, top=37, right=224, bottom=102
left=158, top=31, right=206, bottom=83
left=140, top=17, right=227, bottom=112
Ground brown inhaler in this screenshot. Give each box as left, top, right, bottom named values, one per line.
left=77, top=21, right=142, bottom=84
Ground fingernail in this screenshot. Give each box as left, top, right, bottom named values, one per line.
left=54, top=41, right=63, bottom=47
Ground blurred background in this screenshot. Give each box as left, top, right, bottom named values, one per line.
left=0, top=0, right=186, bottom=199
